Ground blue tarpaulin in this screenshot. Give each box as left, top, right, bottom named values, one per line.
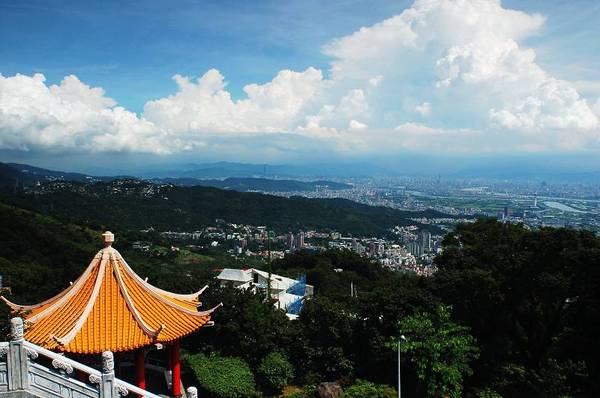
left=286, top=275, right=306, bottom=296
left=286, top=297, right=304, bottom=315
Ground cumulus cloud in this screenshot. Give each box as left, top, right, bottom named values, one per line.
left=1, top=0, right=599, bottom=156
left=349, top=120, right=368, bottom=130
left=0, top=73, right=178, bottom=154
left=322, top=0, right=599, bottom=149
left=415, top=102, right=432, bottom=117
left=143, top=68, right=326, bottom=134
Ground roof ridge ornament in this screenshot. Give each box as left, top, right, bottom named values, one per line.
left=102, top=231, right=114, bottom=247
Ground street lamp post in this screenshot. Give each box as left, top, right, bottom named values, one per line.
left=398, top=335, right=406, bottom=398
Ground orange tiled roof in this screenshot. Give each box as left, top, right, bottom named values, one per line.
left=1, top=232, right=220, bottom=354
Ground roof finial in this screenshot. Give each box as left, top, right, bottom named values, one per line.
left=102, top=231, right=114, bottom=247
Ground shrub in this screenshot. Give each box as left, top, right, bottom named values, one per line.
left=477, top=389, right=503, bottom=398
left=282, top=385, right=314, bottom=398
left=340, top=380, right=397, bottom=398
left=257, top=352, right=295, bottom=394
left=186, top=353, right=256, bottom=398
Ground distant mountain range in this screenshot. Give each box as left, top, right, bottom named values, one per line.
left=0, top=162, right=122, bottom=187
left=138, top=161, right=390, bottom=179
left=0, top=162, right=351, bottom=193
left=152, top=177, right=352, bottom=192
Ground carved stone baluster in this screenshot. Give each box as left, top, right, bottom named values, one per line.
left=0, top=343, right=8, bottom=358
left=7, top=317, right=29, bottom=391
left=187, top=387, right=198, bottom=398
left=100, top=351, right=117, bottom=398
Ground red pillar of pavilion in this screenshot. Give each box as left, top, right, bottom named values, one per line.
left=170, top=341, right=181, bottom=396
left=135, top=349, right=146, bottom=394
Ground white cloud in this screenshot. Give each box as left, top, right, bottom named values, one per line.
left=415, top=102, right=432, bottom=117
left=2, top=0, right=600, bottom=156
left=594, top=98, right=600, bottom=117
left=571, top=80, right=600, bottom=99
left=143, top=67, right=326, bottom=134
left=0, top=73, right=177, bottom=154
left=322, top=0, right=599, bottom=149
left=349, top=120, right=368, bottom=130
left=488, top=79, right=598, bottom=132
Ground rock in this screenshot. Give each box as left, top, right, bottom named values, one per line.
left=317, top=382, right=343, bottom=398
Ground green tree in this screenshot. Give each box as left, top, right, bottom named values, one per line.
left=396, top=305, right=479, bottom=398
left=185, top=353, right=256, bottom=398
left=257, top=352, right=294, bottom=395
left=340, top=380, right=397, bottom=398
left=353, top=273, right=438, bottom=385
left=189, top=281, right=292, bottom=368
left=292, top=297, right=356, bottom=383
left=433, top=219, right=600, bottom=395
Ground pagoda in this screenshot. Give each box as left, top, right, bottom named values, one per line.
left=1, top=231, right=220, bottom=396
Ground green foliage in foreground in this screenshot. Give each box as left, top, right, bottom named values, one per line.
left=3, top=200, right=600, bottom=397
left=185, top=353, right=256, bottom=398
left=396, top=305, right=479, bottom=398
left=340, top=380, right=397, bottom=398
left=434, top=218, right=600, bottom=396
left=257, top=352, right=294, bottom=395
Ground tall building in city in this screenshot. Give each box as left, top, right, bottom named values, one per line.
left=295, top=231, right=305, bottom=248
left=376, top=242, right=384, bottom=256
left=407, top=241, right=422, bottom=257
left=419, top=230, right=431, bottom=253
left=286, top=232, right=295, bottom=249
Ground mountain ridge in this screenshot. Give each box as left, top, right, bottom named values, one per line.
left=0, top=177, right=448, bottom=236
left=1, top=162, right=351, bottom=193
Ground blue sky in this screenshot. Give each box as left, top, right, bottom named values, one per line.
left=1, top=0, right=411, bottom=112
left=1, top=0, right=600, bottom=172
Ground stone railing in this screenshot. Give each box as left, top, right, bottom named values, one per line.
left=0, top=318, right=198, bottom=398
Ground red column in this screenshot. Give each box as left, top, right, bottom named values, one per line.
left=135, top=349, right=146, bottom=393
left=171, top=341, right=181, bottom=396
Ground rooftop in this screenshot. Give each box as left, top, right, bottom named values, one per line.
left=1, top=231, right=220, bottom=354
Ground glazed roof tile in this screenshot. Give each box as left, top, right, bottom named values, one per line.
left=1, top=232, right=220, bottom=354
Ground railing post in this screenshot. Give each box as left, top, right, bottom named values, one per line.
left=100, top=351, right=117, bottom=398
left=7, top=317, right=29, bottom=391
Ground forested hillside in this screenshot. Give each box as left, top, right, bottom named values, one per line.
left=0, top=203, right=98, bottom=305
left=0, top=179, right=445, bottom=235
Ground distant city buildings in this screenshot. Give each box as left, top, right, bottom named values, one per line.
left=420, top=230, right=431, bottom=253
left=407, top=241, right=422, bottom=257
left=131, top=241, right=150, bottom=252
left=286, top=231, right=305, bottom=250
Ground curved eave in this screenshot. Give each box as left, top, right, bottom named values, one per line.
left=0, top=253, right=102, bottom=313
left=2, top=246, right=221, bottom=354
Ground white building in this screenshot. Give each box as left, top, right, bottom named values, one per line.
left=216, top=268, right=314, bottom=319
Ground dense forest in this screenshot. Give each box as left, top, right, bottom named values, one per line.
left=0, top=179, right=446, bottom=235
left=1, top=201, right=599, bottom=397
